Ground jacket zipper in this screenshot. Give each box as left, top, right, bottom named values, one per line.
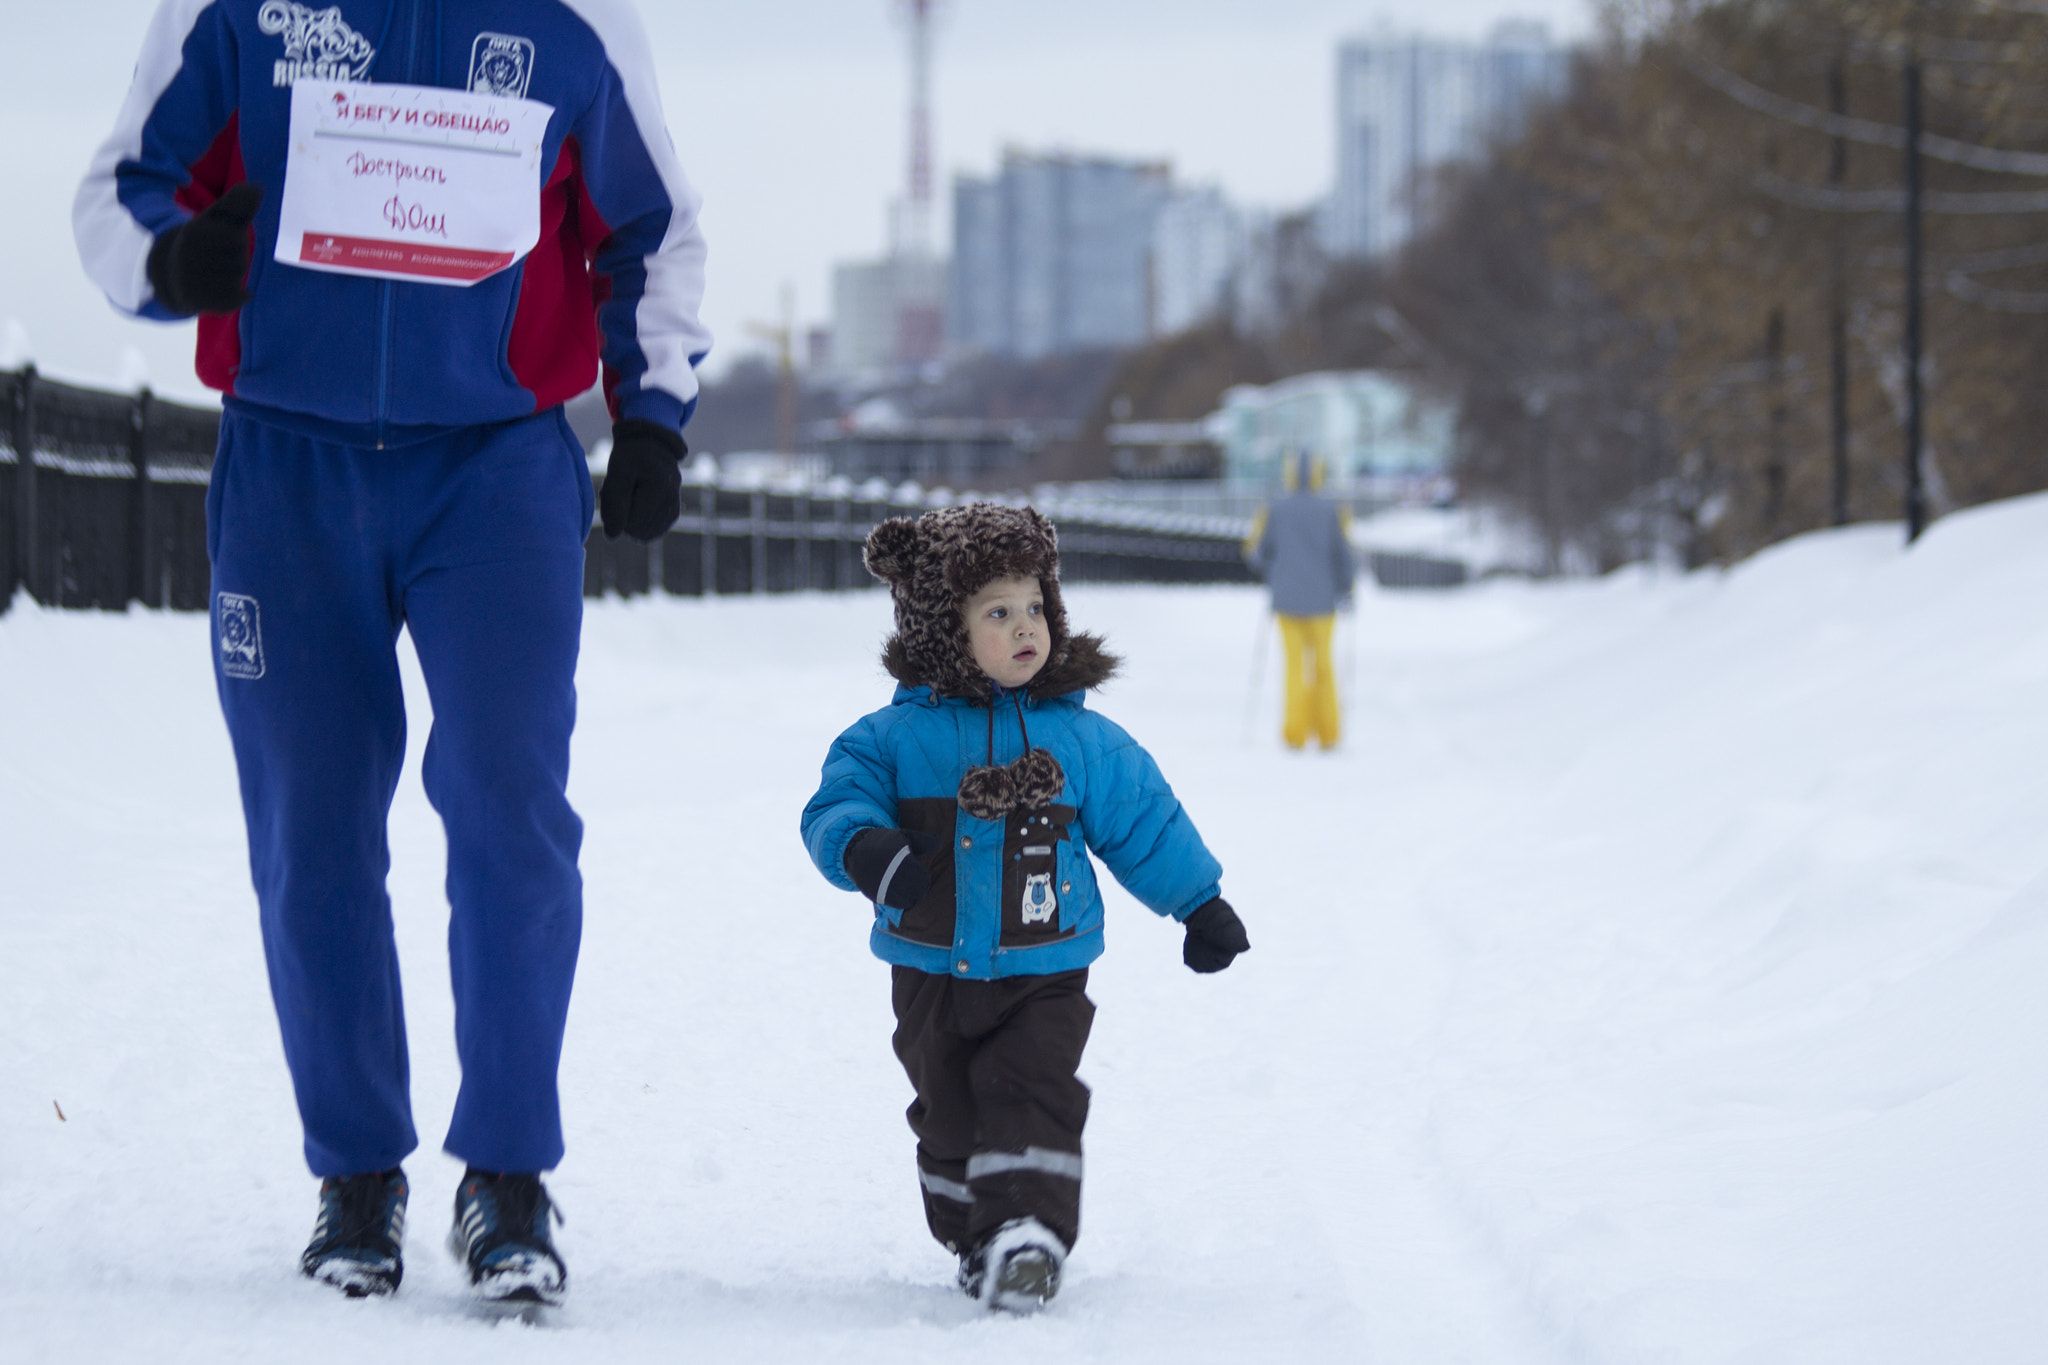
left=373, top=0, right=424, bottom=448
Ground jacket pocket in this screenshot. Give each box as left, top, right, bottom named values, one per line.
left=1000, top=803, right=1078, bottom=948
left=890, top=797, right=958, bottom=949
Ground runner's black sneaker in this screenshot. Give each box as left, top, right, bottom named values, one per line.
left=447, top=1168, right=567, bottom=1307
left=300, top=1168, right=407, bottom=1298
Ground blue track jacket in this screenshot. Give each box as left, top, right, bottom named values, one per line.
left=803, top=684, right=1225, bottom=980
left=74, top=0, right=709, bottom=437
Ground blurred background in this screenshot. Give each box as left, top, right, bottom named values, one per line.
left=8, top=0, right=2046, bottom=575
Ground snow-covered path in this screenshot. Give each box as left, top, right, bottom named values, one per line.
left=4, top=495, right=2045, bottom=1363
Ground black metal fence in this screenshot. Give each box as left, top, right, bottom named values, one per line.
left=580, top=484, right=1260, bottom=598
left=3, top=367, right=219, bottom=611
left=3, top=368, right=1271, bottom=615
left=1, top=368, right=1472, bottom=612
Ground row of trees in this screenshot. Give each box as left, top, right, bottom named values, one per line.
left=1399, top=0, right=2048, bottom=566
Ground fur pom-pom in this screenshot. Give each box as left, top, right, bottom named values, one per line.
left=956, top=749, right=1065, bottom=819
left=1010, top=748, right=1066, bottom=809
left=863, top=518, right=923, bottom=585
left=957, top=763, right=1018, bottom=821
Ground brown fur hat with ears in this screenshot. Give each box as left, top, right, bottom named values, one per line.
left=865, top=502, right=1118, bottom=818
left=864, top=502, right=1118, bottom=704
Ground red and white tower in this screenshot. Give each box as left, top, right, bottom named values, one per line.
left=899, top=0, right=937, bottom=258
left=891, top=0, right=945, bottom=363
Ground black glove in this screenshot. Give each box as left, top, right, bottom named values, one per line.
left=600, top=419, right=686, bottom=541
left=146, top=181, right=265, bottom=316
left=1182, top=897, right=1250, bottom=974
left=844, top=827, right=943, bottom=911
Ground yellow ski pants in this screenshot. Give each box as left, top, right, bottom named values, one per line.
left=1277, top=613, right=1340, bottom=750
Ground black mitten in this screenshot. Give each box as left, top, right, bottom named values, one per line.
left=147, top=181, right=265, bottom=316
left=600, top=420, right=686, bottom=541
left=1182, top=897, right=1250, bottom=974
left=844, top=828, right=943, bottom=910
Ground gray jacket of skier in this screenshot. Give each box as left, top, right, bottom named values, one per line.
left=1246, top=477, right=1356, bottom=618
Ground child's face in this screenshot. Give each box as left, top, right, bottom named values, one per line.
left=965, top=575, right=1049, bottom=689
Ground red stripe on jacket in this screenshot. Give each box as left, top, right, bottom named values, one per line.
left=509, top=135, right=613, bottom=415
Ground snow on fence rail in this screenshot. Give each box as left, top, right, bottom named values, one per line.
left=2, top=367, right=217, bottom=612
left=2, top=368, right=1275, bottom=614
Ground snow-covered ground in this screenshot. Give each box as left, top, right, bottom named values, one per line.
left=3, top=494, right=2044, bottom=1363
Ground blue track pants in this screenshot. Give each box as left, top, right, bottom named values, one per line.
left=207, top=404, right=592, bottom=1177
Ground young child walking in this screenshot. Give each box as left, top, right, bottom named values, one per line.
left=801, top=503, right=1251, bottom=1313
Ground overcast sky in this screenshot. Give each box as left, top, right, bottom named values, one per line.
left=1, top=0, right=1593, bottom=400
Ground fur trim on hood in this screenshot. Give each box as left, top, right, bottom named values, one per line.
left=864, top=503, right=1120, bottom=702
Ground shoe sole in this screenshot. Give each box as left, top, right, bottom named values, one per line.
left=447, top=1227, right=566, bottom=1308
left=987, top=1249, right=1059, bottom=1314
left=305, top=1257, right=400, bottom=1299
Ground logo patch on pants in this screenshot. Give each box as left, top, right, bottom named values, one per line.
left=217, top=593, right=266, bottom=680
left=1020, top=872, right=1057, bottom=926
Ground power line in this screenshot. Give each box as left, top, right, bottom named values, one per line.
left=1753, top=169, right=2048, bottom=213
left=1681, top=51, right=2048, bottom=177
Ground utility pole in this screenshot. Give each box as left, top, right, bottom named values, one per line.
left=1900, top=52, right=1927, bottom=544
left=1828, top=53, right=1851, bottom=527
left=1764, top=307, right=1787, bottom=533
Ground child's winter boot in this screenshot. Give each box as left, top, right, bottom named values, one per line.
left=969, top=1217, right=1065, bottom=1313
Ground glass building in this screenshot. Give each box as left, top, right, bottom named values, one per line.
left=947, top=151, right=1173, bottom=359
left=1327, top=22, right=1568, bottom=260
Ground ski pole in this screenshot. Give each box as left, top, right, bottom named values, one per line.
left=1340, top=604, right=1359, bottom=727
left=1242, top=609, right=1272, bottom=745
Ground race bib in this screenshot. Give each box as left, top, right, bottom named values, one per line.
left=274, top=80, right=553, bottom=286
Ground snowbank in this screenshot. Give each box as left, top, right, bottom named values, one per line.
left=1350, top=502, right=1542, bottom=576
left=2, top=494, right=2042, bottom=1362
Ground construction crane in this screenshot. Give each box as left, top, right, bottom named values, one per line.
left=744, top=282, right=798, bottom=455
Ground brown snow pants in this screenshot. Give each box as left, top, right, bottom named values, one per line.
left=890, top=965, right=1094, bottom=1255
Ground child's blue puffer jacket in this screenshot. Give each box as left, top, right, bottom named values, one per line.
left=802, top=681, right=1223, bottom=981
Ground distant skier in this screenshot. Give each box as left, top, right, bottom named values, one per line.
left=73, top=0, right=709, bottom=1307
left=1245, top=451, right=1357, bottom=750
left=801, top=503, right=1250, bottom=1313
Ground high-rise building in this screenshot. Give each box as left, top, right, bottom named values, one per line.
left=1327, top=21, right=1567, bottom=260
left=947, top=151, right=1172, bottom=360
left=831, top=260, right=900, bottom=379
left=831, top=254, right=946, bottom=380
